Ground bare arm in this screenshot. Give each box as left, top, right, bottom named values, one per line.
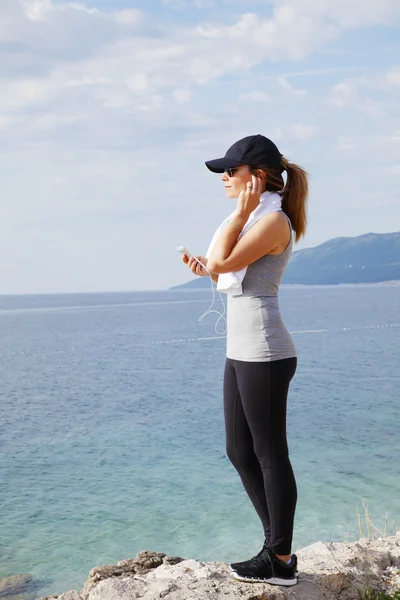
left=207, top=211, right=286, bottom=274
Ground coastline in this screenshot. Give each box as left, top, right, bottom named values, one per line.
left=3, top=533, right=399, bottom=600
left=42, top=532, right=400, bottom=600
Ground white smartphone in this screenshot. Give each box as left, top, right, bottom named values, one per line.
left=177, top=245, right=193, bottom=258
left=177, top=246, right=208, bottom=271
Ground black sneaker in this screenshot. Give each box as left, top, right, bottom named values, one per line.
left=229, top=538, right=270, bottom=572
left=230, top=546, right=298, bottom=575
left=231, top=547, right=298, bottom=586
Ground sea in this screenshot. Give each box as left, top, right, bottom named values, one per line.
left=0, top=283, right=399, bottom=599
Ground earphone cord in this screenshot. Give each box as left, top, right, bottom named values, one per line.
left=196, top=266, right=227, bottom=335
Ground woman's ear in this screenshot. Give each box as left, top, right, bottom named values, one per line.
left=257, top=169, right=268, bottom=193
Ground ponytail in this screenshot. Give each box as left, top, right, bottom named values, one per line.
left=280, top=157, right=309, bottom=243
left=250, top=157, right=309, bottom=243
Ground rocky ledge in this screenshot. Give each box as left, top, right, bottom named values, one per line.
left=34, top=532, right=400, bottom=600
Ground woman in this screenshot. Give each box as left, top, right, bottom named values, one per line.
left=182, top=134, right=308, bottom=587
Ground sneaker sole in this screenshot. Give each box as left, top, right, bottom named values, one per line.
left=229, top=565, right=299, bottom=575
left=232, top=571, right=298, bottom=586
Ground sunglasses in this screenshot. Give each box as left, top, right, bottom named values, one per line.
left=224, top=166, right=242, bottom=177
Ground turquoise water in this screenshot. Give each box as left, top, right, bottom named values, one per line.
left=0, top=284, right=399, bottom=598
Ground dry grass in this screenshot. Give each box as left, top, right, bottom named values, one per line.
left=326, top=498, right=400, bottom=600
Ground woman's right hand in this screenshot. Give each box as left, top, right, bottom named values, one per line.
left=182, top=254, right=209, bottom=277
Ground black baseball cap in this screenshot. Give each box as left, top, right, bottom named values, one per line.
left=205, top=134, right=283, bottom=173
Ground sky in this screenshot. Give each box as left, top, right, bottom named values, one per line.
left=0, top=0, right=399, bottom=294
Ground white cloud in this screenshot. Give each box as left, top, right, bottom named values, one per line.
left=346, top=66, right=400, bottom=92
left=238, top=90, right=271, bottom=103
left=388, top=131, right=400, bottom=144
left=384, top=165, right=400, bottom=175
left=276, top=76, right=307, bottom=97
left=172, top=88, right=192, bottom=102
left=328, top=80, right=387, bottom=119
left=329, top=82, right=357, bottom=107
left=337, top=136, right=357, bottom=152
left=0, top=0, right=399, bottom=292
left=113, top=9, right=144, bottom=26
left=0, top=1, right=397, bottom=123
left=20, top=0, right=52, bottom=20
left=0, top=77, right=53, bottom=112
left=193, top=0, right=215, bottom=6
left=385, top=67, right=400, bottom=87
left=361, top=97, right=386, bottom=119
left=162, top=0, right=186, bottom=8
left=161, top=0, right=215, bottom=8
left=291, top=123, right=317, bottom=140
left=195, top=1, right=400, bottom=62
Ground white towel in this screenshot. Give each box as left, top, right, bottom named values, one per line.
left=205, top=190, right=282, bottom=296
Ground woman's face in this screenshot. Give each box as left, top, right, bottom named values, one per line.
left=221, top=165, right=265, bottom=199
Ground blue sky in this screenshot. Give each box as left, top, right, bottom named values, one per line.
left=0, top=0, right=399, bottom=293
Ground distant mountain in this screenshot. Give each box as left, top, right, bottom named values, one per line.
left=170, top=231, right=400, bottom=289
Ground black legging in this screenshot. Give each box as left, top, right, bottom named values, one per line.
left=223, top=356, right=297, bottom=555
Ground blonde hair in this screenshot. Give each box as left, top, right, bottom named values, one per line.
left=249, top=157, right=309, bottom=243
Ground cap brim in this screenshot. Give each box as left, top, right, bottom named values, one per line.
left=205, top=157, right=243, bottom=173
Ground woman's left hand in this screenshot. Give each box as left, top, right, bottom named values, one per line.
left=236, top=174, right=263, bottom=217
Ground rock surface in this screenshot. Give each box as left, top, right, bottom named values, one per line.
left=35, top=532, right=400, bottom=600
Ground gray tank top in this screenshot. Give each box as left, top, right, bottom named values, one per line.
left=226, top=210, right=297, bottom=362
